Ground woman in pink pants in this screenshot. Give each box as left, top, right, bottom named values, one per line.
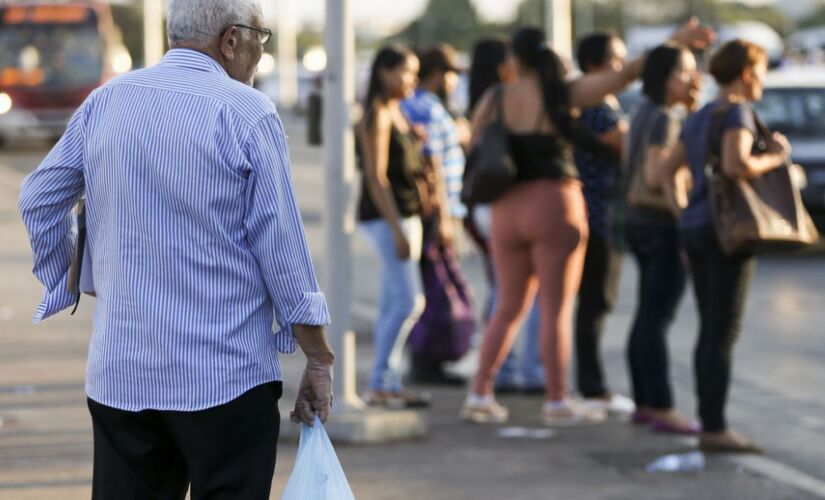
left=461, top=24, right=713, bottom=426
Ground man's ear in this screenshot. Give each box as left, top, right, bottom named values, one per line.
left=220, top=27, right=239, bottom=60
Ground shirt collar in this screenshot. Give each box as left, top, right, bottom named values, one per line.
left=415, top=88, right=438, bottom=101
left=159, top=49, right=229, bottom=77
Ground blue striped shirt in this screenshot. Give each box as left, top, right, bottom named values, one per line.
left=18, top=49, right=330, bottom=411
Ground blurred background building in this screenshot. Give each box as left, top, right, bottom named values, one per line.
left=3, top=0, right=825, bottom=219
left=4, top=0, right=825, bottom=120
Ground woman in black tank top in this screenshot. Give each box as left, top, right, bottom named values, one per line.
left=356, top=45, right=429, bottom=409
left=461, top=24, right=714, bottom=427
left=358, top=125, right=424, bottom=221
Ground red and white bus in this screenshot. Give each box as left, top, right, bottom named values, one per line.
left=0, top=1, right=130, bottom=144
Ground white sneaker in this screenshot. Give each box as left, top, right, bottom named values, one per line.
left=542, top=399, right=607, bottom=426
left=460, top=394, right=509, bottom=424
left=584, top=393, right=636, bottom=416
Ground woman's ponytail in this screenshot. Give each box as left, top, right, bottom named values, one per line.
left=535, top=42, right=573, bottom=141
left=512, top=28, right=574, bottom=142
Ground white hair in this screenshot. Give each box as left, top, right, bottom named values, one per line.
left=167, top=0, right=262, bottom=45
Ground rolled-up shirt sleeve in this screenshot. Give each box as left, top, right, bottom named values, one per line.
left=243, top=112, right=330, bottom=352
left=19, top=103, right=87, bottom=322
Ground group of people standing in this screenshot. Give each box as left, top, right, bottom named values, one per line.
left=356, top=20, right=785, bottom=454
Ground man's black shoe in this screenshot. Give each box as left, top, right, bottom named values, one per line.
left=408, top=364, right=467, bottom=386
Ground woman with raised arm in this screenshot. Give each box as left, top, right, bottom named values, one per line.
left=461, top=22, right=713, bottom=426
left=465, top=37, right=545, bottom=395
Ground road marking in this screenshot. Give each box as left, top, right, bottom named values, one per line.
left=729, top=455, right=825, bottom=499
left=0, top=478, right=92, bottom=490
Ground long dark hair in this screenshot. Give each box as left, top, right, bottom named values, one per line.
left=363, top=44, right=412, bottom=128
left=642, top=43, right=685, bottom=105
left=511, top=27, right=573, bottom=141
left=468, top=37, right=509, bottom=115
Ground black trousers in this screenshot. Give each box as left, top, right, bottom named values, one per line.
left=626, top=223, right=687, bottom=410
left=682, top=225, right=755, bottom=432
left=88, top=381, right=283, bottom=500
left=575, top=232, right=623, bottom=397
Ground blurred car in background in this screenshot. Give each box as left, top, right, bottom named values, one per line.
left=755, top=68, right=825, bottom=225
left=0, top=1, right=130, bottom=145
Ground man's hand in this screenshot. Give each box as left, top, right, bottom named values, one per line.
left=394, top=230, right=412, bottom=260
left=290, top=358, right=333, bottom=426
left=437, top=216, right=454, bottom=246
left=292, top=324, right=335, bottom=426
left=670, top=17, right=716, bottom=50
left=411, top=124, right=428, bottom=143
left=768, top=132, right=792, bottom=161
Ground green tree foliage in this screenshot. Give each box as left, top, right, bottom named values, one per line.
left=391, top=0, right=496, bottom=50
left=799, top=5, right=825, bottom=30
left=111, top=4, right=145, bottom=64
left=511, top=0, right=791, bottom=38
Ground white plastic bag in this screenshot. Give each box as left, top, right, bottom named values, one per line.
left=281, top=417, right=355, bottom=500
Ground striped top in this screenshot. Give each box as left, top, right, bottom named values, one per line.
left=402, top=89, right=467, bottom=218
left=18, top=49, right=330, bottom=412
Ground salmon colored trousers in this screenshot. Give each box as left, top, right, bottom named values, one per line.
left=472, top=179, right=589, bottom=402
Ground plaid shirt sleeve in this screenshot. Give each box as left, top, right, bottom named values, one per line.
left=424, top=105, right=448, bottom=160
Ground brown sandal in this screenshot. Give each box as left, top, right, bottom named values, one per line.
left=699, top=431, right=764, bottom=454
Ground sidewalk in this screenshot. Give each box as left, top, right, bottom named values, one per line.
left=1, top=117, right=824, bottom=499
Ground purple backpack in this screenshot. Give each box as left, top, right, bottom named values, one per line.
left=408, top=242, right=477, bottom=362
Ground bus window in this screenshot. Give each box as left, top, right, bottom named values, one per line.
left=0, top=9, right=103, bottom=90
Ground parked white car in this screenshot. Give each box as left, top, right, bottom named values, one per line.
left=754, top=68, right=825, bottom=218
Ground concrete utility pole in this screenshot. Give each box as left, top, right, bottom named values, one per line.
left=143, top=0, right=164, bottom=67
left=545, top=0, right=573, bottom=60
left=574, top=0, right=596, bottom=41
left=323, top=0, right=361, bottom=415
left=319, top=0, right=426, bottom=443
left=276, top=0, right=299, bottom=109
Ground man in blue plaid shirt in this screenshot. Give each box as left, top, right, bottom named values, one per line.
left=402, top=45, right=468, bottom=229
left=401, top=44, right=471, bottom=385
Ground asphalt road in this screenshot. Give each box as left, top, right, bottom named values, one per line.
left=1, top=115, right=825, bottom=499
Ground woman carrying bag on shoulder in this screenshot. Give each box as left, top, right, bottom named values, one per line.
left=661, top=39, right=791, bottom=453
left=624, top=43, right=702, bottom=435
left=461, top=21, right=714, bottom=426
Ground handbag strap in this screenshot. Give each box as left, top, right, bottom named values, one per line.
left=706, top=101, right=775, bottom=176
left=705, top=101, right=737, bottom=176
left=750, top=110, right=773, bottom=155
left=637, top=106, right=659, bottom=167
left=624, top=104, right=658, bottom=175
left=484, top=85, right=506, bottom=127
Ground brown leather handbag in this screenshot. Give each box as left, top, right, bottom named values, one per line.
left=706, top=103, right=819, bottom=255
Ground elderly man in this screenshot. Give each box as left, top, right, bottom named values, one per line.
left=18, top=0, right=333, bottom=498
